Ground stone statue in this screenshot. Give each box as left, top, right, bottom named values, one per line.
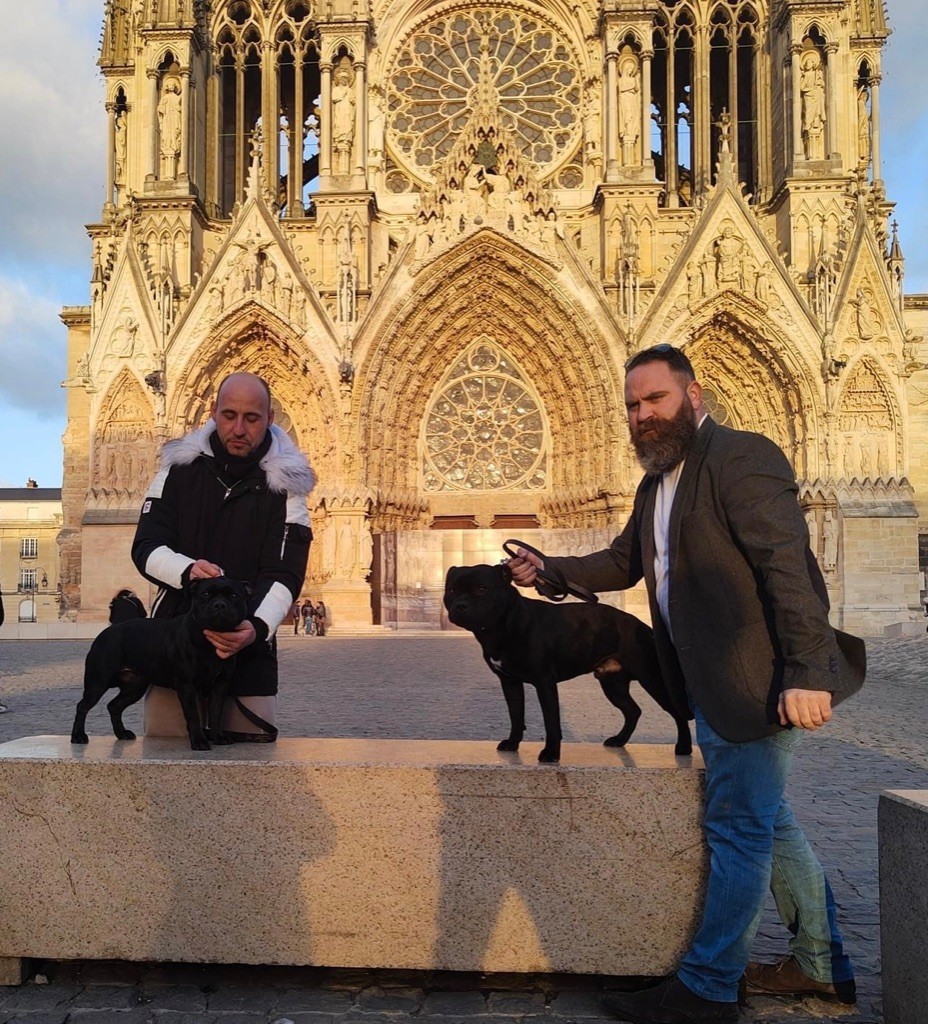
left=805, top=511, right=820, bottom=560
left=337, top=234, right=357, bottom=323
left=462, top=163, right=488, bottom=220
left=336, top=518, right=355, bottom=576
left=856, top=83, right=871, bottom=171
left=331, top=59, right=356, bottom=176
left=755, top=264, right=770, bottom=304
left=281, top=272, right=294, bottom=320
left=114, top=109, right=128, bottom=187
left=359, top=522, right=374, bottom=575
left=799, top=49, right=826, bottom=161
left=854, top=287, right=879, bottom=340
left=207, top=278, right=224, bottom=317
left=158, top=77, right=183, bottom=179
left=821, top=510, right=838, bottom=571
left=687, top=262, right=701, bottom=306
left=618, top=55, right=640, bottom=166
left=262, top=255, right=278, bottom=306
left=112, top=310, right=138, bottom=358
left=714, top=226, right=744, bottom=288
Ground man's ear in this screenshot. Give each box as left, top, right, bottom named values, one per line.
left=498, top=562, right=513, bottom=584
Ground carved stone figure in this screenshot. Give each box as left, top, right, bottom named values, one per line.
left=714, top=227, right=744, bottom=288
left=112, top=310, right=138, bottom=358
left=281, top=272, right=294, bottom=320
left=158, top=78, right=183, bottom=179
left=337, top=234, right=357, bottom=323
left=755, top=264, right=770, bottom=304
left=262, top=255, right=278, bottom=306
left=857, top=83, right=871, bottom=170
left=359, top=522, right=374, bottom=576
left=799, top=49, right=826, bottom=161
left=821, top=510, right=838, bottom=571
left=331, top=59, right=356, bottom=176
left=462, top=163, right=488, bottom=220
left=207, top=278, right=224, bottom=317
left=114, top=109, right=128, bottom=187
left=618, top=55, right=641, bottom=166
left=854, top=287, right=879, bottom=340
left=687, top=262, right=701, bottom=306
left=805, top=511, right=820, bottom=560
left=336, top=518, right=355, bottom=576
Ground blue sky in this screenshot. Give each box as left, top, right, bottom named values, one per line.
left=1, top=0, right=926, bottom=488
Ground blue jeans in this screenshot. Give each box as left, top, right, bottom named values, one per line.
left=677, top=705, right=853, bottom=1002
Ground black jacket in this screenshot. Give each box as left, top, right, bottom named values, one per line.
left=132, top=422, right=315, bottom=645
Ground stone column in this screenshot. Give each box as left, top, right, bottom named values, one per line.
left=693, top=24, right=711, bottom=192
left=147, top=70, right=159, bottom=181
left=320, top=60, right=333, bottom=179
left=235, top=54, right=245, bottom=200
left=354, top=59, right=366, bottom=178
left=665, top=43, right=677, bottom=205
left=871, top=74, right=883, bottom=181
left=790, top=46, right=803, bottom=167
left=262, top=40, right=277, bottom=195
left=104, top=101, right=116, bottom=215
left=290, top=51, right=305, bottom=215
left=605, top=51, right=619, bottom=182
left=179, top=69, right=191, bottom=182
left=207, top=65, right=220, bottom=213
left=641, top=49, right=653, bottom=172
left=824, top=43, right=838, bottom=159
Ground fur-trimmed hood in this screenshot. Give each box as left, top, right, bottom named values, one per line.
left=159, top=422, right=317, bottom=497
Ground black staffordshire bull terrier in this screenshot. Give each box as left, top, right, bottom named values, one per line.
left=70, top=577, right=251, bottom=751
left=444, top=563, right=692, bottom=763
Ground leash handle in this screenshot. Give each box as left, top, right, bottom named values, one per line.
left=502, top=539, right=599, bottom=605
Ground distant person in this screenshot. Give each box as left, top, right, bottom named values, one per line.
left=108, top=588, right=147, bottom=624
left=301, top=598, right=315, bottom=636
left=314, top=599, right=327, bottom=637
left=290, top=599, right=301, bottom=636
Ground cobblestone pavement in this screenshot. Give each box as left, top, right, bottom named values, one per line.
left=2, top=634, right=927, bottom=1024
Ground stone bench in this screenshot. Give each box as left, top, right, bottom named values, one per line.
left=879, top=790, right=928, bottom=1024
left=0, top=736, right=705, bottom=984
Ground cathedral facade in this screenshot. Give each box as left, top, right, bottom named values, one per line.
left=60, top=0, right=927, bottom=634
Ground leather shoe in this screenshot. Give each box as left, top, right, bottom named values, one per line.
left=601, top=976, right=739, bottom=1022
left=744, top=956, right=856, bottom=1005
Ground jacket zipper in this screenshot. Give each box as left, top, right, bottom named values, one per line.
left=280, top=523, right=289, bottom=559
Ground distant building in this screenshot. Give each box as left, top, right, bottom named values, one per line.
left=58, top=0, right=927, bottom=633
left=0, top=488, right=62, bottom=624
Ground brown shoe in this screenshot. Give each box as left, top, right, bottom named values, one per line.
left=744, top=956, right=855, bottom=1005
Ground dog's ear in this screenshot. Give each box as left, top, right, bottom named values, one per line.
left=445, top=566, right=461, bottom=583
left=185, top=575, right=202, bottom=593
left=498, top=562, right=513, bottom=584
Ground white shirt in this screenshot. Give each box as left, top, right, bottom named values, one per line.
left=653, top=414, right=707, bottom=639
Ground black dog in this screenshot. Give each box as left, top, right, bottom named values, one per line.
left=444, top=563, right=692, bottom=763
left=70, top=577, right=251, bottom=751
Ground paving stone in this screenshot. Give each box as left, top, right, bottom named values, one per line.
left=420, top=991, right=487, bottom=1016
left=271, top=991, right=354, bottom=1015
left=1, top=636, right=927, bottom=1024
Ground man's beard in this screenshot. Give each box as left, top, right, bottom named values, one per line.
left=632, top=401, right=698, bottom=474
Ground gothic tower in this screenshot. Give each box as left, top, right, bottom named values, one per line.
left=60, top=0, right=927, bottom=634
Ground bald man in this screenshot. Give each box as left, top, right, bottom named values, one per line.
left=132, top=372, right=316, bottom=740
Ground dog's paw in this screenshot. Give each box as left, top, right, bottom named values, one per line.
left=496, top=738, right=521, bottom=752
left=674, top=740, right=693, bottom=756
left=190, top=737, right=212, bottom=751
left=603, top=732, right=631, bottom=748
left=115, top=729, right=136, bottom=741
left=210, top=731, right=235, bottom=746
left=70, top=732, right=89, bottom=745
left=538, top=747, right=561, bottom=763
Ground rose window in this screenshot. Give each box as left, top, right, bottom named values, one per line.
left=387, top=7, right=581, bottom=184
left=423, top=343, right=547, bottom=491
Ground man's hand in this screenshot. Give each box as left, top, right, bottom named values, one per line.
left=507, top=547, right=544, bottom=588
left=778, top=688, right=833, bottom=730
left=204, top=620, right=256, bottom=659
left=189, top=559, right=224, bottom=581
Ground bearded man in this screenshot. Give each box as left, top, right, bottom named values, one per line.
left=509, top=344, right=864, bottom=1023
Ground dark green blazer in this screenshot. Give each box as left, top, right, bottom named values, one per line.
left=547, top=417, right=865, bottom=742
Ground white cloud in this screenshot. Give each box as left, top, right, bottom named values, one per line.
left=0, top=276, right=68, bottom=417
left=0, top=0, right=105, bottom=273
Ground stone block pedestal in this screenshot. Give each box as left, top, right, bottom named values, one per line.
left=0, top=736, right=705, bottom=977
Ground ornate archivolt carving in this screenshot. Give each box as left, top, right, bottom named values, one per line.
left=836, top=358, right=901, bottom=480
left=355, top=236, right=624, bottom=522
left=90, top=370, right=157, bottom=504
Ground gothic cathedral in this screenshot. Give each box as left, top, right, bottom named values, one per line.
left=60, top=0, right=928, bottom=634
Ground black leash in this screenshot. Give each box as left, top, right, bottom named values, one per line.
left=229, top=696, right=279, bottom=742
left=502, top=539, right=599, bottom=604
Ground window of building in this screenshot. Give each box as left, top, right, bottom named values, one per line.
left=20, top=538, right=38, bottom=559
left=19, top=568, right=37, bottom=592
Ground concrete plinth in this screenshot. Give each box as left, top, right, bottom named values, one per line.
left=0, top=736, right=705, bottom=976
left=879, top=790, right=928, bottom=1024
